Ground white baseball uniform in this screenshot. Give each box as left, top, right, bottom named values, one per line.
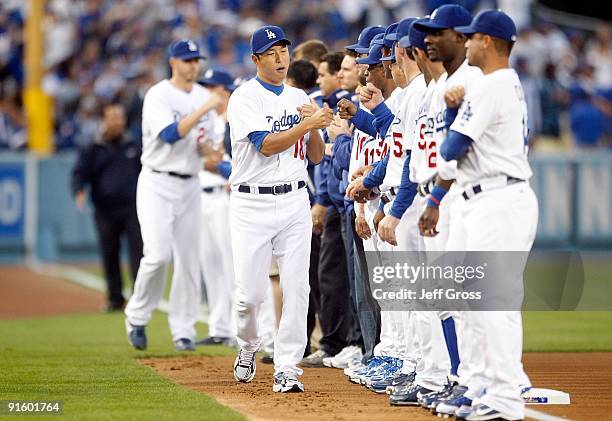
left=227, top=78, right=312, bottom=377
left=354, top=87, right=406, bottom=361
left=410, top=62, right=484, bottom=391
left=447, top=68, right=537, bottom=420
left=126, top=80, right=216, bottom=342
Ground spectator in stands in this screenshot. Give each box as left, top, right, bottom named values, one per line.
left=538, top=62, right=568, bottom=140
left=71, top=103, right=143, bottom=312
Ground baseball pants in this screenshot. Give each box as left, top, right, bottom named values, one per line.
left=450, top=182, right=537, bottom=420
left=125, top=168, right=201, bottom=341
left=230, top=186, right=311, bottom=376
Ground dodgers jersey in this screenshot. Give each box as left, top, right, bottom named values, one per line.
left=382, top=74, right=427, bottom=189
left=141, top=80, right=217, bottom=175
left=199, top=115, right=229, bottom=188
left=427, top=61, right=482, bottom=181
left=450, top=68, right=533, bottom=187
left=227, top=78, right=310, bottom=185
left=410, top=79, right=438, bottom=184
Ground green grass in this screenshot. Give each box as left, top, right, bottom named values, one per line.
left=0, top=311, right=241, bottom=420
left=523, top=311, right=612, bottom=352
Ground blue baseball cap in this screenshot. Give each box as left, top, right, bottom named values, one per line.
left=413, top=4, right=472, bottom=32
left=387, top=17, right=417, bottom=42
left=168, top=39, right=206, bottom=60
left=346, top=25, right=385, bottom=52
left=355, top=33, right=385, bottom=54
left=454, top=9, right=518, bottom=42
left=376, top=22, right=399, bottom=49
left=250, top=25, right=291, bottom=54
left=356, top=43, right=384, bottom=65
left=199, top=68, right=236, bottom=91
left=399, top=18, right=428, bottom=50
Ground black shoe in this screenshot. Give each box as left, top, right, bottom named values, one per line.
left=260, top=353, right=274, bottom=364
left=195, top=336, right=231, bottom=346
left=102, top=301, right=125, bottom=313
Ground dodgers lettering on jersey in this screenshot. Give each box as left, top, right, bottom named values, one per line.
left=227, top=78, right=310, bottom=185
left=450, top=68, right=533, bottom=187
left=410, top=79, right=438, bottom=183
left=141, top=80, right=218, bottom=175
left=382, top=74, right=427, bottom=189
left=427, top=61, right=482, bottom=181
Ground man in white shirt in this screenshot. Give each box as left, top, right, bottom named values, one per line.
left=125, top=40, right=220, bottom=352
left=227, top=25, right=331, bottom=393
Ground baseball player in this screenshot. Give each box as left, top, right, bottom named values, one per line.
left=196, top=69, right=278, bottom=358
left=227, top=25, right=331, bottom=393
left=124, top=40, right=220, bottom=351
left=423, top=11, right=537, bottom=420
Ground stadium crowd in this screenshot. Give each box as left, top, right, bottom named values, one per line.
left=0, top=0, right=610, bottom=150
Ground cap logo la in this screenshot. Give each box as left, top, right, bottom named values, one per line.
left=187, top=40, right=197, bottom=51
left=265, top=29, right=277, bottom=39
left=431, top=9, right=438, bottom=20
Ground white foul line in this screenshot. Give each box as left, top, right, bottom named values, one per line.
left=27, top=262, right=209, bottom=323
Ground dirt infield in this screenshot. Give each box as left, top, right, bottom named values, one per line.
left=0, top=266, right=104, bottom=318
left=143, top=352, right=612, bottom=421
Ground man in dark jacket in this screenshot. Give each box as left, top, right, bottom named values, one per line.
left=72, top=103, right=143, bottom=311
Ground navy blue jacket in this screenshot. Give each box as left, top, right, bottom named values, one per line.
left=71, top=135, right=141, bottom=209
left=314, top=88, right=353, bottom=212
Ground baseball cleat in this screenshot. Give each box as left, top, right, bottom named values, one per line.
left=233, top=349, right=256, bottom=382
left=260, top=353, right=274, bottom=364
left=125, top=319, right=147, bottom=350
left=435, top=394, right=471, bottom=417
left=273, top=372, right=304, bottom=393
left=300, top=349, right=330, bottom=367
left=463, top=403, right=522, bottom=420
left=174, top=338, right=195, bottom=351
left=389, top=384, right=434, bottom=406
left=195, top=336, right=231, bottom=346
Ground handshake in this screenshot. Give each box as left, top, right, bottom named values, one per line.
left=297, top=102, right=334, bottom=131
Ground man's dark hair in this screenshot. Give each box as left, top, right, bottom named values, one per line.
left=287, top=59, right=318, bottom=91
left=492, top=37, right=514, bottom=56
left=320, top=52, right=345, bottom=74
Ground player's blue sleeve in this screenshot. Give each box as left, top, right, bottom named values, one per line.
left=378, top=199, right=386, bottom=213
left=158, top=122, right=181, bottom=144
left=247, top=131, right=270, bottom=151
left=371, top=102, right=394, bottom=139
left=314, top=158, right=332, bottom=206
left=363, top=152, right=389, bottom=189
left=440, top=130, right=473, bottom=161
left=216, top=161, right=232, bottom=179
left=390, top=151, right=418, bottom=219
left=350, top=109, right=377, bottom=137
left=332, top=134, right=352, bottom=177
left=444, top=107, right=459, bottom=129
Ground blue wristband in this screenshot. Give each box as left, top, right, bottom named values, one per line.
left=427, top=185, right=448, bottom=208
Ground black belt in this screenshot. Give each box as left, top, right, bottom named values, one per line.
left=238, top=181, right=306, bottom=195
left=380, top=187, right=398, bottom=204
left=151, top=169, right=193, bottom=179
left=202, top=186, right=225, bottom=193
left=462, top=176, right=525, bottom=200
